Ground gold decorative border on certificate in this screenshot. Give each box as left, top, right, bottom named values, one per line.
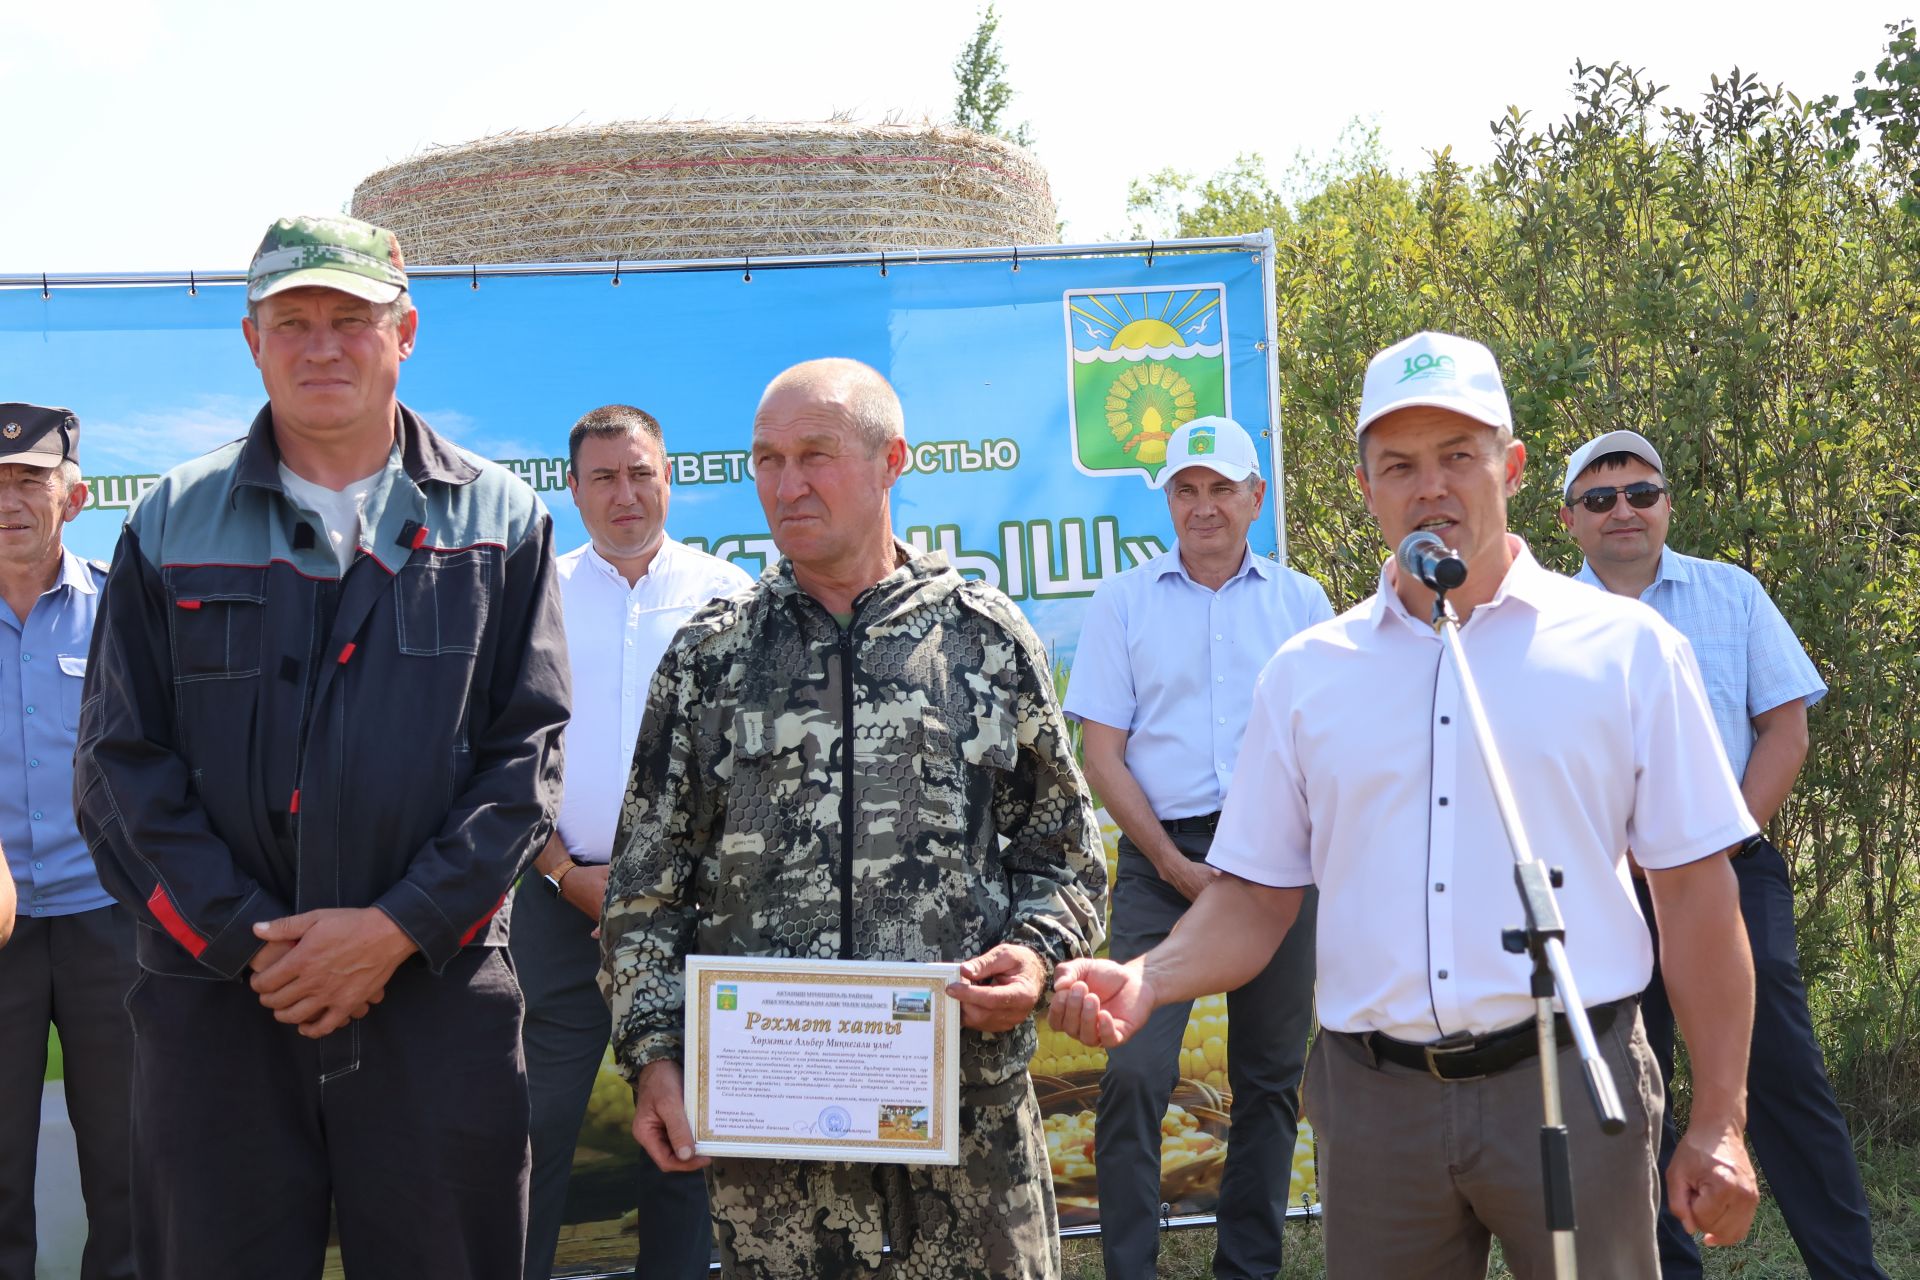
left=692, top=967, right=951, bottom=1155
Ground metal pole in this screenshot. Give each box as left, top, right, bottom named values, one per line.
left=0, top=235, right=1274, bottom=292
left=1255, top=228, right=1287, bottom=565
left=1429, top=592, right=1630, bottom=1279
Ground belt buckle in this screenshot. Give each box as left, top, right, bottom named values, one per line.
left=1422, top=1031, right=1486, bottom=1082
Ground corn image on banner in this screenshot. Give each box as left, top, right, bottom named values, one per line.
left=5, top=240, right=1313, bottom=1278
left=1031, top=829, right=1320, bottom=1232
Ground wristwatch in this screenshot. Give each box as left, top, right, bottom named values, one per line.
left=541, top=858, right=581, bottom=897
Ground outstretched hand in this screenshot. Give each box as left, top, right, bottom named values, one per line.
left=1047, top=957, right=1155, bottom=1048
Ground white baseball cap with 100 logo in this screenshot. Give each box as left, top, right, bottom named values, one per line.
left=1355, top=331, right=1514, bottom=441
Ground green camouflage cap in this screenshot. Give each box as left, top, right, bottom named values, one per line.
left=247, top=214, right=408, bottom=305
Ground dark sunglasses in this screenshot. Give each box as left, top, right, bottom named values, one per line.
left=1570, top=481, right=1667, bottom=514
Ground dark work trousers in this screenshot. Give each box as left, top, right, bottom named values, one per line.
left=125, top=943, right=530, bottom=1280
left=1095, top=832, right=1318, bottom=1280
left=509, top=876, right=711, bottom=1280
left=1637, top=837, right=1888, bottom=1279
left=0, top=903, right=136, bottom=1280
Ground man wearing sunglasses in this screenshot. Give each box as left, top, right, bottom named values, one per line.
left=1561, top=429, right=1887, bottom=1279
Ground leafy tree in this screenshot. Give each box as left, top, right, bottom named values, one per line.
left=951, top=4, right=1033, bottom=148
left=1821, top=21, right=1920, bottom=219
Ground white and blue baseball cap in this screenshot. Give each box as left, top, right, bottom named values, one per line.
left=1152, top=415, right=1261, bottom=489
left=1356, top=331, right=1513, bottom=440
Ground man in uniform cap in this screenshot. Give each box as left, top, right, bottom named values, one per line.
left=1053, top=333, right=1762, bottom=1276
left=0, top=405, right=133, bottom=1280
left=1560, top=428, right=1888, bottom=1279
left=76, top=215, right=570, bottom=1279
left=1066, top=415, right=1330, bottom=1280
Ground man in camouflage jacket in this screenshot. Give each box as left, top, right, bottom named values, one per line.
left=600, top=358, right=1107, bottom=1280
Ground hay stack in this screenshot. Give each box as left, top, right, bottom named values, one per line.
left=350, top=121, right=1056, bottom=265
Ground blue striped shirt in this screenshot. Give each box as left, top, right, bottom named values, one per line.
left=1575, top=549, right=1825, bottom=781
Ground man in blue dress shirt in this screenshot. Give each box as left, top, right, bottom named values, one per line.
left=1562, top=428, right=1887, bottom=1280
left=0, top=404, right=133, bottom=1280
left=1065, top=416, right=1332, bottom=1280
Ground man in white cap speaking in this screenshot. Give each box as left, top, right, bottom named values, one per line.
left=1051, top=333, right=1762, bottom=1276
left=1560, top=429, right=1887, bottom=1279
left=1064, top=416, right=1330, bottom=1280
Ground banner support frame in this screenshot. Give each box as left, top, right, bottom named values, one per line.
left=0, top=236, right=1273, bottom=293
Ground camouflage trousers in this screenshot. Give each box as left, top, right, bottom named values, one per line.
left=707, top=1073, right=1059, bottom=1279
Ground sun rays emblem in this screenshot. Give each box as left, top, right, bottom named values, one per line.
left=1064, top=284, right=1228, bottom=482
left=2, top=423, right=19, bottom=440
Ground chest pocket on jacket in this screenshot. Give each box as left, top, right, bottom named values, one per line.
left=167, top=570, right=266, bottom=681
left=396, top=549, right=491, bottom=657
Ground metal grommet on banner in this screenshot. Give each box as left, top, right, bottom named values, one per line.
left=40, top=274, right=49, bottom=300
left=188, top=270, right=197, bottom=297
left=1147, top=241, right=1157, bottom=268
left=1011, top=244, right=1020, bottom=273
left=470, top=264, right=479, bottom=291
left=879, top=251, right=887, bottom=279
left=743, top=255, right=753, bottom=283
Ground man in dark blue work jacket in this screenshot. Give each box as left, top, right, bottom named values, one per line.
left=75, top=213, right=570, bottom=1280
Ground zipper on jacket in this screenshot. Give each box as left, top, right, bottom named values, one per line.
left=283, top=577, right=340, bottom=897
left=838, top=626, right=856, bottom=960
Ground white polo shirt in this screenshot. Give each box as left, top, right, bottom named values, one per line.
left=1064, top=547, right=1333, bottom=818
left=555, top=538, right=754, bottom=863
left=1209, top=538, right=1755, bottom=1042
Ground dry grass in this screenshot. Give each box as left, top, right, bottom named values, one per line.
left=349, top=120, right=1057, bottom=266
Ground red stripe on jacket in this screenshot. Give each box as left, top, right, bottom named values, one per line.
left=459, top=892, right=508, bottom=947
left=146, top=885, right=209, bottom=958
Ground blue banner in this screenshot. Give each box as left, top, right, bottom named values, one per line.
left=4, top=244, right=1304, bottom=1277
left=1, top=248, right=1277, bottom=665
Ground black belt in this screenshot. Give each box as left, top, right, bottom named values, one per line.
left=1159, top=812, right=1220, bottom=835
left=1346, top=997, right=1632, bottom=1082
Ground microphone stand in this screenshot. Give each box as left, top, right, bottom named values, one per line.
left=1427, top=583, right=1628, bottom=1280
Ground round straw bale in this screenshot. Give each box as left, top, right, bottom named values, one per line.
left=350, top=120, right=1056, bottom=264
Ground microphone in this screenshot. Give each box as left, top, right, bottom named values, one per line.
left=1398, top=530, right=1468, bottom=591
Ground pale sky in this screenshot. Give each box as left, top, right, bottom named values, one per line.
left=1, top=0, right=1903, bottom=274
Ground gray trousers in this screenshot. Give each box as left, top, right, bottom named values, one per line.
left=1304, top=1005, right=1664, bottom=1279
left=1094, top=833, right=1317, bottom=1280
left=0, top=902, right=136, bottom=1280
left=509, top=877, right=710, bottom=1280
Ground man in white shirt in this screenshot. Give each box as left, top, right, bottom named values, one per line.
left=1050, top=332, right=1761, bottom=1277
left=512, top=404, right=752, bottom=1280
left=1065, top=416, right=1330, bottom=1280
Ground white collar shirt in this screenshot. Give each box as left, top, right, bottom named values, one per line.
left=555, top=538, right=754, bottom=863
left=1064, top=546, right=1333, bottom=818
left=1209, top=537, right=1756, bottom=1042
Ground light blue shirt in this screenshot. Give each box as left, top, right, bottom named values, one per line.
left=1, top=548, right=111, bottom=917
left=1576, top=548, right=1825, bottom=782
left=1065, top=545, right=1333, bottom=818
